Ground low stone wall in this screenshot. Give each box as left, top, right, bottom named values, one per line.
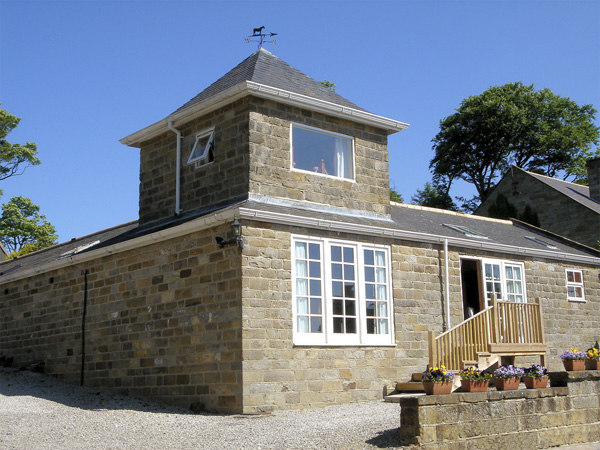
left=399, top=371, right=600, bottom=449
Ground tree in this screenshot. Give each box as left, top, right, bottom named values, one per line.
left=430, top=82, right=599, bottom=208
left=0, top=196, right=57, bottom=256
left=411, top=181, right=458, bottom=211
left=0, top=106, right=40, bottom=187
left=390, top=186, right=404, bottom=203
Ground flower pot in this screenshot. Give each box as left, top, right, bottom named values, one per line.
left=587, top=360, right=600, bottom=370
left=523, top=376, right=549, bottom=389
left=494, top=377, right=520, bottom=391
left=422, top=381, right=453, bottom=395
left=460, top=379, right=489, bottom=392
left=563, top=359, right=585, bottom=371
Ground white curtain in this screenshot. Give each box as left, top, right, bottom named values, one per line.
left=335, top=137, right=348, bottom=178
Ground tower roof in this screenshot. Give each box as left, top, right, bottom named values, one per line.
left=121, top=49, right=407, bottom=147
left=174, top=48, right=366, bottom=114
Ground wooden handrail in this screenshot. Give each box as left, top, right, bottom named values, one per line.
left=428, top=295, right=546, bottom=371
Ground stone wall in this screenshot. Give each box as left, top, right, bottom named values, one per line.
left=248, top=98, right=391, bottom=216
left=137, top=98, right=251, bottom=228
left=399, top=371, right=600, bottom=449
left=478, top=168, right=600, bottom=248
left=0, top=222, right=243, bottom=413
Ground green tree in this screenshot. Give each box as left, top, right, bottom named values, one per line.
left=390, top=187, right=404, bottom=203
left=411, top=181, right=458, bottom=211
left=0, top=106, right=40, bottom=190
left=0, top=196, right=57, bottom=256
left=430, top=82, right=599, bottom=208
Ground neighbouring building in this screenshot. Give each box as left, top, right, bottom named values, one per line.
left=1, top=49, right=599, bottom=413
left=476, top=162, right=600, bottom=249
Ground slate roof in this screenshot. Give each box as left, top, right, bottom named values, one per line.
left=524, top=169, right=600, bottom=213
left=173, top=48, right=367, bottom=115
left=2, top=197, right=598, bottom=283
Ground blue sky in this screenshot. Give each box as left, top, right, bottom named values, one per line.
left=1, top=0, right=598, bottom=242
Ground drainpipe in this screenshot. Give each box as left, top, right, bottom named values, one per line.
left=444, top=239, right=451, bottom=331
left=167, top=119, right=182, bottom=215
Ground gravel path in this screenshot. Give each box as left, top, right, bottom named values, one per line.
left=0, top=368, right=408, bottom=449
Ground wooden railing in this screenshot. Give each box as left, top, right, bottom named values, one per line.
left=428, top=296, right=546, bottom=371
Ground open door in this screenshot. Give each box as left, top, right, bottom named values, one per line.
left=460, top=259, right=484, bottom=320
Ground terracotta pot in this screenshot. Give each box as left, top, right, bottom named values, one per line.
left=563, top=359, right=585, bottom=371
left=422, top=381, right=453, bottom=395
left=523, top=376, right=549, bottom=389
left=494, top=377, right=520, bottom=391
left=587, top=360, right=600, bottom=370
left=460, top=379, right=489, bottom=392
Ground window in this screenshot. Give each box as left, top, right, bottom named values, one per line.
left=188, top=128, right=215, bottom=168
left=461, top=257, right=527, bottom=315
left=566, top=269, right=585, bottom=302
left=292, top=236, right=393, bottom=346
left=443, top=224, right=488, bottom=240
left=291, top=123, right=354, bottom=180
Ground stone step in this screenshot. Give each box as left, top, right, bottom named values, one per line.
left=396, top=381, right=425, bottom=392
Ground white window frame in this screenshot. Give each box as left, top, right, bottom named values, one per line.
left=565, top=269, right=585, bottom=302
left=187, top=128, right=215, bottom=168
left=291, top=235, right=394, bottom=346
left=479, top=258, right=527, bottom=307
left=290, top=123, right=355, bottom=181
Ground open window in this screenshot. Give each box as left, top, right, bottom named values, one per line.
left=290, top=123, right=354, bottom=180
left=188, top=128, right=215, bottom=168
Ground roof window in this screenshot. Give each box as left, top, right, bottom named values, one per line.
left=59, top=240, right=100, bottom=259
left=442, top=224, right=488, bottom=239
left=524, top=236, right=558, bottom=249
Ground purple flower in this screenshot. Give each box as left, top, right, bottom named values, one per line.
left=493, top=364, right=525, bottom=379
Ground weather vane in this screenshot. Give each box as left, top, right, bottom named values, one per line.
left=245, top=26, right=278, bottom=49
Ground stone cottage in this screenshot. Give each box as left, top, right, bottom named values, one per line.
left=476, top=162, right=600, bottom=249
left=1, top=49, right=599, bottom=413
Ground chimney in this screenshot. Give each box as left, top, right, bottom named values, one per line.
left=587, top=157, right=600, bottom=202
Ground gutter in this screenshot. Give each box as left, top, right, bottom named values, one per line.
left=167, top=120, right=182, bottom=215
left=120, top=81, right=409, bottom=148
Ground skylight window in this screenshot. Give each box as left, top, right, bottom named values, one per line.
left=59, top=240, right=100, bottom=259
left=188, top=128, right=215, bottom=168
left=442, top=224, right=488, bottom=239
left=524, top=236, right=558, bottom=249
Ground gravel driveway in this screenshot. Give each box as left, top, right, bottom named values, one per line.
left=0, top=368, right=408, bottom=449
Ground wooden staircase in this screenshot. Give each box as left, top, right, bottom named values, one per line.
left=390, top=296, right=546, bottom=395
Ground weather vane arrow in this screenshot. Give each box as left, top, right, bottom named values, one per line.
left=245, top=26, right=278, bottom=49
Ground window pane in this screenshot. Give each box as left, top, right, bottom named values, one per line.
left=378, top=319, right=389, bottom=334
left=332, top=263, right=342, bottom=280
left=310, top=279, right=321, bottom=296
left=344, top=264, right=355, bottom=281
left=343, top=247, right=354, bottom=263
left=296, top=261, right=307, bottom=278
left=333, top=317, right=344, bottom=333
left=332, top=281, right=343, bottom=297
left=295, top=242, right=307, bottom=259
left=574, top=272, right=582, bottom=283
left=365, top=284, right=375, bottom=299
left=375, top=251, right=385, bottom=266
left=310, top=317, right=322, bottom=333
left=376, top=284, right=387, bottom=300
left=366, top=301, right=375, bottom=316
left=308, top=243, right=320, bottom=260
left=310, top=298, right=322, bottom=314
left=367, top=318, right=375, bottom=334
left=333, top=299, right=344, bottom=315
left=296, top=279, right=308, bottom=295
left=298, top=316, right=309, bottom=333
left=567, top=271, right=575, bottom=283
left=292, top=126, right=354, bottom=180
left=377, top=302, right=388, bottom=317
left=364, top=250, right=374, bottom=266
left=297, top=297, right=308, bottom=314
left=365, top=267, right=375, bottom=282
left=345, top=318, right=356, bottom=333
left=376, top=268, right=386, bottom=283
left=309, top=261, right=320, bottom=278
left=344, top=283, right=355, bottom=298
left=331, top=246, right=342, bottom=262
left=345, top=300, right=356, bottom=316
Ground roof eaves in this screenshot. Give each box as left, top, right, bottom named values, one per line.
left=120, top=81, right=409, bottom=148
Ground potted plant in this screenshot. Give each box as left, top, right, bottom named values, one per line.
left=493, top=364, right=524, bottom=391
left=522, top=364, right=549, bottom=389
left=586, top=347, right=600, bottom=370
left=458, top=367, right=492, bottom=392
left=421, top=365, right=455, bottom=395
left=561, top=348, right=586, bottom=371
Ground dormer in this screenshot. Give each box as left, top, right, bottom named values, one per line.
left=121, top=49, right=408, bottom=228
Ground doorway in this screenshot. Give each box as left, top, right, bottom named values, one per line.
left=460, top=259, right=482, bottom=319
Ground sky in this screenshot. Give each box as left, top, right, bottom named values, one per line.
left=1, top=0, right=599, bottom=243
